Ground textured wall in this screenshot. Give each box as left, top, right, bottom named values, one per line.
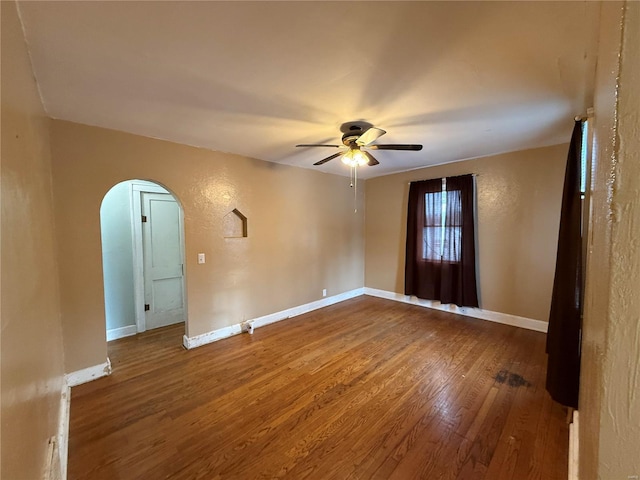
left=578, top=2, right=622, bottom=476
left=49, top=120, right=365, bottom=372
left=365, top=144, right=566, bottom=322
left=580, top=1, right=640, bottom=477
left=0, top=2, right=66, bottom=478
left=599, top=2, right=640, bottom=473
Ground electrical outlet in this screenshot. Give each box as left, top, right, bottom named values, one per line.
left=322, top=289, right=327, bottom=297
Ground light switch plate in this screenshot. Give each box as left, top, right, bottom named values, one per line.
left=197, top=253, right=205, bottom=264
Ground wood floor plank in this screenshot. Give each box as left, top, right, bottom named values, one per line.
left=67, top=296, right=568, bottom=479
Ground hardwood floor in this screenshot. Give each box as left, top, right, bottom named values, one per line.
left=68, top=296, right=568, bottom=479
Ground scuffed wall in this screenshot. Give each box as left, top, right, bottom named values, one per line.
left=597, top=1, right=640, bottom=476
left=580, top=1, right=640, bottom=478
left=1, top=1, right=66, bottom=478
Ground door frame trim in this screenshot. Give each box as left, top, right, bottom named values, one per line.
left=130, top=182, right=185, bottom=333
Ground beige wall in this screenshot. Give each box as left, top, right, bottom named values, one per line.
left=1, top=2, right=66, bottom=478
left=580, top=1, right=640, bottom=478
left=49, top=120, right=364, bottom=372
left=2, top=2, right=636, bottom=478
left=365, top=144, right=566, bottom=322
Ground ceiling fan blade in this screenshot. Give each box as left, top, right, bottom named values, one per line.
left=313, top=152, right=343, bottom=166
left=367, top=144, right=423, bottom=151
left=356, top=127, right=386, bottom=146
left=296, top=144, right=341, bottom=148
left=364, top=152, right=380, bottom=166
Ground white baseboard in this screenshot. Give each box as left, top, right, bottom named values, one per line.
left=182, top=286, right=545, bottom=350
left=44, top=435, right=62, bottom=480
left=363, top=288, right=548, bottom=333
left=183, top=288, right=365, bottom=349
left=106, top=325, right=137, bottom=341
left=183, top=323, right=243, bottom=349
left=569, top=410, right=579, bottom=480
left=58, top=385, right=71, bottom=480
left=58, top=360, right=111, bottom=478
left=64, top=358, right=112, bottom=387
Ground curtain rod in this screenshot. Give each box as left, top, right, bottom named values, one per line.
left=575, top=108, right=594, bottom=122
left=407, top=174, right=478, bottom=184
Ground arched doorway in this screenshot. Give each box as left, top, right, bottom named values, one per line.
left=100, top=179, right=187, bottom=342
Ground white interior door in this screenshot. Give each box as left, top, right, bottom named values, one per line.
left=141, top=192, right=185, bottom=330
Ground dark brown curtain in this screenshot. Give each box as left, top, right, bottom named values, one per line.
left=546, top=121, right=583, bottom=409
left=405, top=174, right=478, bottom=307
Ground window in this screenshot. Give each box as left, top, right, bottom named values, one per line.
left=580, top=120, right=589, bottom=196
left=580, top=120, right=589, bottom=237
left=405, top=174, right=478, bottom=307
left=422, top=178, right=461, bottom=262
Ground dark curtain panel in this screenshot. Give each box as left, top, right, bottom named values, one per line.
left=441, top=175, right=479, bottom=307
left=546, top=120, right=583, bottom=409
left=405, top=178, right=443, bottom=301
left=405, top=174, right=478, bottom=307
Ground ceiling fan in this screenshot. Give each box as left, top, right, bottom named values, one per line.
left=296, top=121, right=423, bottom=167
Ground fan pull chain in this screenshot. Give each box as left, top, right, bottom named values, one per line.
left=347, top=165, right=359, bottom=213
left=353, top=165, right=358, bottom=213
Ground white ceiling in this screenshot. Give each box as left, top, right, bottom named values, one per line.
left=17, top=1, right=600, bottom=179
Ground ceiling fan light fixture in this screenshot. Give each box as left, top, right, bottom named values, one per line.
left=296, top=123, right=422, bottom=168
left=341, top=148, right=368, bottom=167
